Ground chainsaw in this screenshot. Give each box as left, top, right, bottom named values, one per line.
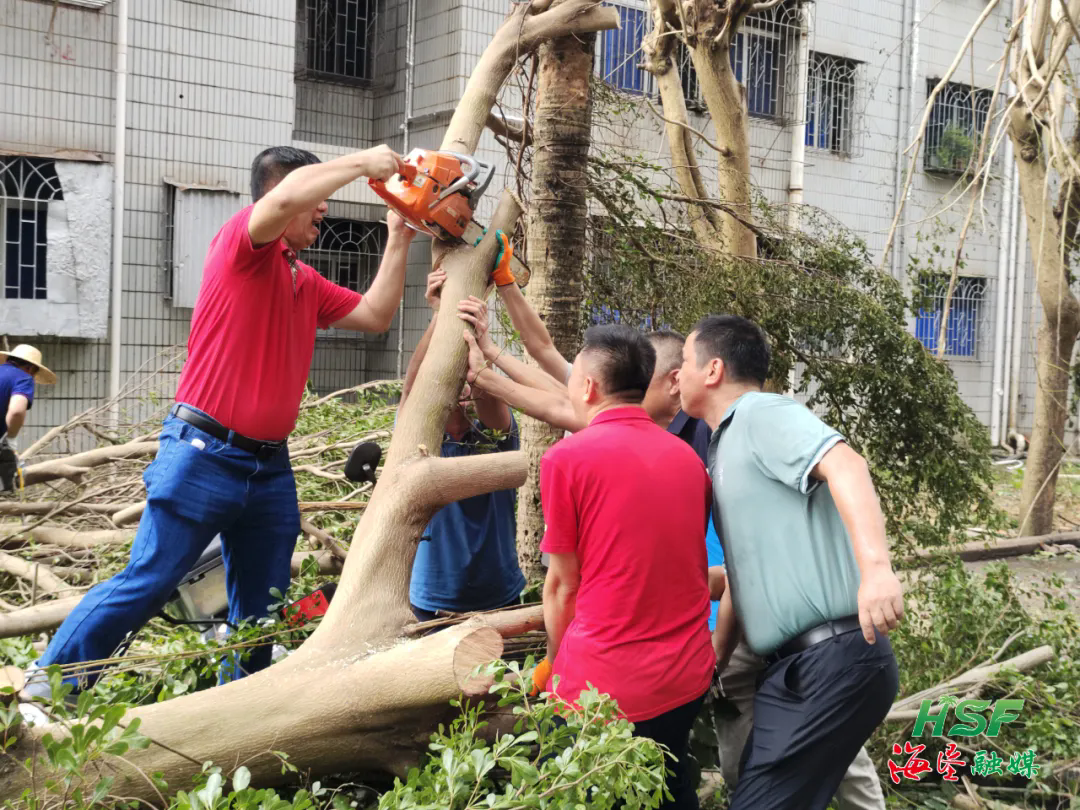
left=369, top=148, right=531, bottom=287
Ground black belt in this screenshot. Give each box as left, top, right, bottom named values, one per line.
left=172, top=404, right=287, bottom=460
left=766, top=615, right=862, bottom=665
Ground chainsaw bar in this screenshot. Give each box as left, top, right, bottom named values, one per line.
left=459, top=220, right=531, bottom=289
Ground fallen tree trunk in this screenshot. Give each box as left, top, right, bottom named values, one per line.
left=26, top=527, right=133, bottom=549
left=0, top=4, right=618, bottom=802
left=0, top=552, right=73, bottom=594
left=885, top=645, right=1055, bottom=722
left=113, top=499, right=371, bottom=527
left=0, top=502, right=132, bottom=518
left=21, top=442, right=158, bottom=487
left=913, top=531, right=1080, bottom=562
left=0, top=595, right=85, bottom=638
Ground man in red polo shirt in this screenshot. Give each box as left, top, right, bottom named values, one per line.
left=534, top=324, right=714, bottom=810
left=27, top=144, right=410, bottom=692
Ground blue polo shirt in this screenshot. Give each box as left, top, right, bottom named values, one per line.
left=0, top=363, right=34, bottom=438
left=410, top=415, right=525, bottom=613
left=668, top=409, right=725, bottom=629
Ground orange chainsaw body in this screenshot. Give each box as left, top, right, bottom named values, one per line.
left=369, top=149, right=493, bottom=242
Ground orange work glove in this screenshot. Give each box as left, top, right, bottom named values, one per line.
left=492, top=229, right=515, bottom=287
left=530, top=657, right=552, bottom=697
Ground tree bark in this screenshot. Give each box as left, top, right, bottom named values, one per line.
left=645, top=0, right=757, bottom=258
left=0, top=5, right=619, bottom=802
left=1010, top=105, right=1080, bottom=535
left=21, top=441, right=158, bottom=487
left=517, top=9, right=595, bottom=582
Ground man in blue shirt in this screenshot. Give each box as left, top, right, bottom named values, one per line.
left=0, top=345, right=56, bottom=493
left=399, top=269, right=524, bottom=621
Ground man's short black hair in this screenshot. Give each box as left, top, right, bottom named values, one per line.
left=647, top=330, right=685, bottom=377
left=6, top=357, right=37, bottom=375
left=250, top=146, right=321, bottom=201
left=692, top=315, right=770, bottom=386
left=581, top=324, right=656, bottom=403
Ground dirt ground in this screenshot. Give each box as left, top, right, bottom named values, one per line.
left=968, top=464, right=1080, bottom=618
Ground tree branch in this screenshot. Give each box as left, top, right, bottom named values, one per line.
left=22, top=441, right=159, bottom=487
left=411, top=451, right=529, bottom=510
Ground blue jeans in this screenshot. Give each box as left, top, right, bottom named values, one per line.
left=37, top=406, right=300, bottom=687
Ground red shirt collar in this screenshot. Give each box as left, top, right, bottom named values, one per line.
left=588, top=405, right=652, bottom=427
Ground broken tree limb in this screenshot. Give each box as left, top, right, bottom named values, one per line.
left=884, top=645, right=1055, bottom=722
left=299, top=519, right=347, bottom=562
left=0, top=595, right=84, bottom=638
left=26, top=527, right=133, bottom=549
left=0, top=552, right=71, bottom=594
left=21, top=441, right=158, bottom=487
left=0, top=502, right=133, bottom=518
left=112, top=501, right=145, bottom=527
left=290, top=550, right=342, bottom=577
left=420, top=452, right=529, bottom=510
left=913, top=531, right=1080, bottom=562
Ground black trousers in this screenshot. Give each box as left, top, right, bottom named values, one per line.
left=729, top=629, right=899, bottom=810
left=0, top=440, right=17, bottom=493
left=635, top=692, right=707, bottom=810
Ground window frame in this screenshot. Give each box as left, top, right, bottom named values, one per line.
left=923, top=79, right=995, bottom=175
left=1, top=156, right=63, bottom=302
left=296, top=0, right=379, bottom=87
left=805, top=52, right=859, bottom=155
left=914, top=275, right=988, bottom=360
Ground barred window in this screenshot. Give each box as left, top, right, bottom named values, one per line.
left=924, top=80, right=993, bottom=174
left=915, top=276, right=988, bottom=358
left=806, top=53, right=857, bottom=154
left=601, top=3, right=651, bottom=95
left=1, top=157, right=63, bottom=301
left=305, top=217, right=386, bottom=298
left=677, top=44, right=705, bottom=112
left=302, top=0, right=377, bottom=84
left=729, top=4, right=799, bottom=120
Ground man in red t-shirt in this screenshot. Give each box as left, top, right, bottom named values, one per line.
left=28, top=144, right=411, bottom=693
left=536, top=324, right=715, bottom=810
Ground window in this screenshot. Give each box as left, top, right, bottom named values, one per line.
left=601, top=3, right=651, bottom=95
left=165, top=183, right=241, bottom=308
left=915, top=276, right=987, bottom=358
left=729, top=4, right=798, bottom=120
left=924, top=81, right=993, bottom=174
left=677, top=44, right=706, bottom=112
left=1, top=157, right=62, bottom=301
left=806, top=53, right=857, bottom=154
left=302, top=0, right=377, bottom=84
left=305, top=218, right=386, bottom=323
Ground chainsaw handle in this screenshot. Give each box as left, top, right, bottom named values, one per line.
left=368, top=162, right=418, bottom=193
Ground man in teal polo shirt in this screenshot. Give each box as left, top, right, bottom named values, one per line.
left=679, top=314, right=904, bottom=810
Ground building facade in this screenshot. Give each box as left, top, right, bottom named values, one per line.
left=0, top=0, right=1043, bottom=447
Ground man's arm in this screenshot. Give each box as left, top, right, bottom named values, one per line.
left=464, top=331, right=585, bottom=432
left=543, top=551, right=580, bottom=661
left=248, top=145, right=404, bottom=246
left=330, top=212, right=415, bottom=333
left=497, top=282, right=571, bottom=383
left=708, top=565, right=727, bottom=601
left=5, top=395, right=28, bottom=439
left=459, top=296, right=567, bottom=395
left=712, top=585, right=739, bottom=673
left=812, top=442, right=905, bottom=644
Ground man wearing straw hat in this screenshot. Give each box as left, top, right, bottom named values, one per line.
left=0, top=344, right=56, bottom=493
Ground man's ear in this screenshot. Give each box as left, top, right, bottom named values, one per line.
left=705, top=357, right=725, bottom=388
left=582, top=375, right=599, bottom=405
left=667, top=368, right=681, bottom=396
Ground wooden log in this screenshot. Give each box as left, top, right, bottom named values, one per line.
left=22, top=441, right=158, bottom=486
left=0, top=502, right=131, bottom=517
left=885, top=646, right=1055, bottom=722
left=0, top=552, right=72, bottom=594
left=115, top=500, right=368, bottom=527
left=913, top=531, right=1080, bottom=562
left=290, top=550, right=342, bottom=576
left=112, top=501, right=146, bottom=527
left=0, top=595, right=84, bottom=638
left=27, top=527, right=133, bottom=549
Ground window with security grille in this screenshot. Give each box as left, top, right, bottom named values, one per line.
left=915, top=276, right=987, bottom=358
left=806, top=53, right=857, bottom=154
left=729, top=4, right=799, bottom=120
left=1, top=157, right=63, bottom=301
left=302, top=0, right=377, bottom=83
left=924, top=80, right=993, bottom=174
left=601, top=3, right=651, bottom=95
left=304, top=217, right=386, bottom=300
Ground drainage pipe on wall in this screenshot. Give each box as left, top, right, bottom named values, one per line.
left=999, top=166, right=1019, bottom=445
left=786, top=2, right=812, bottom=228
left=1008, top=203, right=1027, bottom=435
left=990, top=139, right=1015, bottom=446
left=891, top=0, right=920, bottom=282
left=396, top=0, right=418, bottom=380
left=108, top=0, right=129, bottom=423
